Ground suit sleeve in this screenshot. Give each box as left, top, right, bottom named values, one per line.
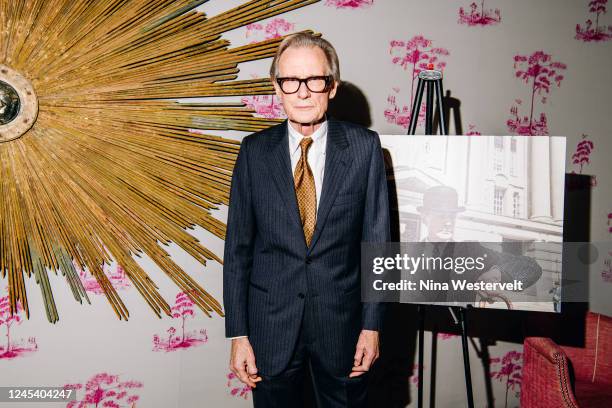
left=478, top=244, right=543, bottom=288
left=361, top=132, right=391, bottom=331
left=461, top=243, right=543, bottom=289
left=223, top=136, right=255, bottom=338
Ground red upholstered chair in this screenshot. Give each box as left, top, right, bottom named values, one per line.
left=521, top=312, right=612, bottom=407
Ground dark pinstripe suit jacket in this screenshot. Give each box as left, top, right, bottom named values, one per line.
left=223, top=117, right=390, bottom=377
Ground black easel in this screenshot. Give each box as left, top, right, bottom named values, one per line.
left=407, top=67, right=447, bottom=136
left=407, top=67, right=474, bottom=408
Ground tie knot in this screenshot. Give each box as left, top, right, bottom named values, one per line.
left=299, top=136, right=313, bottom=153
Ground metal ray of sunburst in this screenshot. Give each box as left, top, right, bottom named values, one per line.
left=0, top=0, right=319, bottom=323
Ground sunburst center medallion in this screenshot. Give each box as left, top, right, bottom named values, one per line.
left=0, top=65, right=38, bottom=142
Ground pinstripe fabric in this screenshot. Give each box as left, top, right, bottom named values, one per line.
left=223, top=118, right=390, bottom=377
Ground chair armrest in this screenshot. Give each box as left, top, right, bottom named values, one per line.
left=521, top=337, right=580, bottom=408
left=527, top=337, right=564, bottom=363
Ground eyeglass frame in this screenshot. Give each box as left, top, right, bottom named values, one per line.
left=275, top=75, right=334, bottom=94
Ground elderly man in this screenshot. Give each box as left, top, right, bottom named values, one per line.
left=406, top=185, right=542, bottom=306
left=223, top=32, right=390, bottom=407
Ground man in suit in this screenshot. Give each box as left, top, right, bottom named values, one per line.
left=407, top=185, right=542, bottom=306
left=223, top=33, right=390, bottom=407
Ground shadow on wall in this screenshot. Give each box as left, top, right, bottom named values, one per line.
left=328, top=81, right=372, bottom=128
left=302, top=88, right=419, bottom=408
left=436, top=89, right=463, bottom=135
left=365, top=149, right=418, bottom=407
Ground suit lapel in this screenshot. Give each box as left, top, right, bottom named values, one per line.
left=307, top=118, right=349, bottom=253
left=264, top=121, right=304, bottom=233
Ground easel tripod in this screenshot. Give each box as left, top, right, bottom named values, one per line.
left=407, top=67, right=474, bottom=408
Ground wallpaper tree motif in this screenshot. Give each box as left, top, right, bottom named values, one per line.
left=152, top=291, right=208, bottom=351
left=465, top=124, right=482, bottom=135
left=0, top=0, right=319, bottom=323
left=458, top=1, right=501, bottom=27
left=576, top=0, right=612, bottom=42
left=572, top=134, right=595, bottom=174
left=63, top=372, right=143, bottom=408
left=0, top=291, right=37, bottom=359
left=386, top=36, right=449, bottom=128
left=489, top=351, right=522, bottom=408
left=75, top=263, right=132, bottom=295
left=506, top=51, right=566, bottom=136
left=246, top=18, right=295, bottom=42
left=324, top=0, right=374, bottom=9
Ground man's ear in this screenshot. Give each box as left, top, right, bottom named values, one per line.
left=329, top=80, right=339, bottom=99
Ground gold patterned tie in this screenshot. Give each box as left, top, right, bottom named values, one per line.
left=294, top=137, right=317, bottom=246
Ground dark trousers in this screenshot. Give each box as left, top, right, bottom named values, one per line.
left=252, top=299, right=368, bottom=408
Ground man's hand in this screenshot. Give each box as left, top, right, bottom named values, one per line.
left=350, top=329, right=380, bottom=378
left=477, top=266, right=512, bottom=308
left=229, top=337, right=262, bottom=388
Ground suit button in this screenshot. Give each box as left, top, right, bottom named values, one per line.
left=298, top=293, right=305, bottom=299
left=305, top=257, right=312, bottom=264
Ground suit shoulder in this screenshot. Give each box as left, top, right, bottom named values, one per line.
left=243, top=121, right=285, bottom=145
left=331, top=119, right=378, bottom=144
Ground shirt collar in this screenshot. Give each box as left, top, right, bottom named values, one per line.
left=288, top=118, right=328, bottom=156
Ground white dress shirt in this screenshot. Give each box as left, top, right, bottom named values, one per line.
left=228, top=120, right=328, bottom=340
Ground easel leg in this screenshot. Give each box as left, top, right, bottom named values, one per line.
left=434, top=79, right=446, bottom=135
left=408, top=78, right=425, bottom=135
left=417, top=304, right=425, bottom=408
left=425, top=81, right=434, bottom=135
left=458, top=307, right=475, bottom=408
left=429, top=329, right=437, bottom=408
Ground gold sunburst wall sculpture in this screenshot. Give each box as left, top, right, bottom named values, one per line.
left=0, top=0, right=319, bottom=323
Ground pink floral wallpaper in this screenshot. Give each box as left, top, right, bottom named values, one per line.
left=75, top=263, right=132, bottom=295
left=507, top=51, right=566, bottom=136
left=576, top=0, right=612, bottom=42
left=2, top=1, right=610, bottom=407
left=0, top=292, right=37, bottom=360
left=489, top=351, right=522, bottom=408
left=246, top=18, right=295, bottom=42
left=324, top=0, right=374, bottom=10
left=63, top=373, right=143, bottom=408
left=458, top=1, right=501, bottom=27
left=152, top=292, right=209, bottom=352
left=241, top=95, right=286, bottom=119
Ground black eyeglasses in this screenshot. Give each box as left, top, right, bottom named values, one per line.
left=275, top=76, right=333, bottom=94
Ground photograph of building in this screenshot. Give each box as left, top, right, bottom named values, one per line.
left=381, top=135, right=565, bottom=312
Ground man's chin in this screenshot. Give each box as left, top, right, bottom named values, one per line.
left=288, top=113, right=324, bottom=125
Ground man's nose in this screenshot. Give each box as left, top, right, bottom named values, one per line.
left=296, top=81, right=310, bottom=98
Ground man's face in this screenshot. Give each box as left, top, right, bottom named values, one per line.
left=423, top=211, right=456, bottom=242
left=273, top=46, right=338, bottom=126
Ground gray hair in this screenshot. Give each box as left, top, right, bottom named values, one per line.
left=269, top=32, right=340, bottom=82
